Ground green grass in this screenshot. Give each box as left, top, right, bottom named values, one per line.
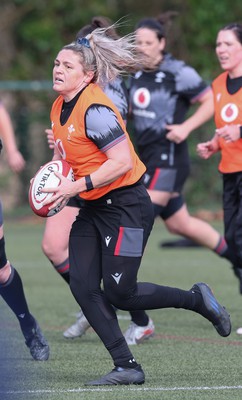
left=1, top=215, right=242, bottom=399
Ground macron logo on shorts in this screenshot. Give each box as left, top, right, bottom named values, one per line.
left=105, top=236, right=112, bottom=247
left=111, top=272, right=123, bottom=285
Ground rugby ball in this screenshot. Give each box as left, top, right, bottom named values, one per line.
left=29, top=159, right=74, bottom=217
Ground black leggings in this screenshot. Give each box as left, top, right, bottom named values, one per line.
left=69, top=184, right=196, bottom=362
left=223, top=172, right=242, bottom=267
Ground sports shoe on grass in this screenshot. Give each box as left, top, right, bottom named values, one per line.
left=124, top=318, right=155, bottom=345
left=63, top=309, right=90, bottom=339
left=232, top=266, right=242, bottom=294
left=85, top=365, right=145, bottom=386
left=191, top=282, right=231, bottom=337
left=24, top=319, right=50, bottom=361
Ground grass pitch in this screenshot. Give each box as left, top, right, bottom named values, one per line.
left=1, top=214, right=242, bottom=400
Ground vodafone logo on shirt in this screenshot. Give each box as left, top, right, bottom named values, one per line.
left=221, top=103, right=239, bottom=123
left=133, top=88, right=151, bottom=109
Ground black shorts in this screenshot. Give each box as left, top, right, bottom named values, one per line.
left=67, top=195, right=85, bottom=208
left=71, top=181, right=154, bottom=259
left=143, top=166, right=190, bottom=193
left=223, top=172, right=242, bottom=265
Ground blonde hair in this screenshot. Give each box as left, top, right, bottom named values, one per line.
left=63, top=24, right=141, bottom=88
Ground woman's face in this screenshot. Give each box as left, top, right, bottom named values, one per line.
left=135, top=27, right=165, bottom=69
left=53, top=49, right=91, bottom=100
left=216, top=29, right=242, bottom=78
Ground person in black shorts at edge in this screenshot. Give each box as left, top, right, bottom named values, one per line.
left=128, top=12, right=242, bottom=292
left=0, top=102, right=49, bottom=361
left=197, top=23, right=242, bottom=335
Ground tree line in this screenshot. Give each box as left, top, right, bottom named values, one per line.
left=0, top=0, right=241, bottom=210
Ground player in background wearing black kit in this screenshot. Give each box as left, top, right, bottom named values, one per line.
left=127, top=13, right=241, bottom=294
left=0, top=101, right=49, bottom=361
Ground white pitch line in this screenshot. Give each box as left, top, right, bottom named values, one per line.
left=1, top=385, right=242, bottom=395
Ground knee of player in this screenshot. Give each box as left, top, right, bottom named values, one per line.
left=162, top=195, right=185, bottom=234
left=41, top=238, right=61, bottom=261
left=69, top=277, right=89, bottom=298
left=105, top=286, right=131, bottom=309
left=166, top=222, right=186, bottom=235
left=41, top=238, right=51, bottom=258
left=0, top=261, right=11, bottom=284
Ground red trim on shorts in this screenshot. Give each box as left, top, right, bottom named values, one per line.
left=149, top=168, right=160, bottom=190
left=114, top=226, right=124, bottom=256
